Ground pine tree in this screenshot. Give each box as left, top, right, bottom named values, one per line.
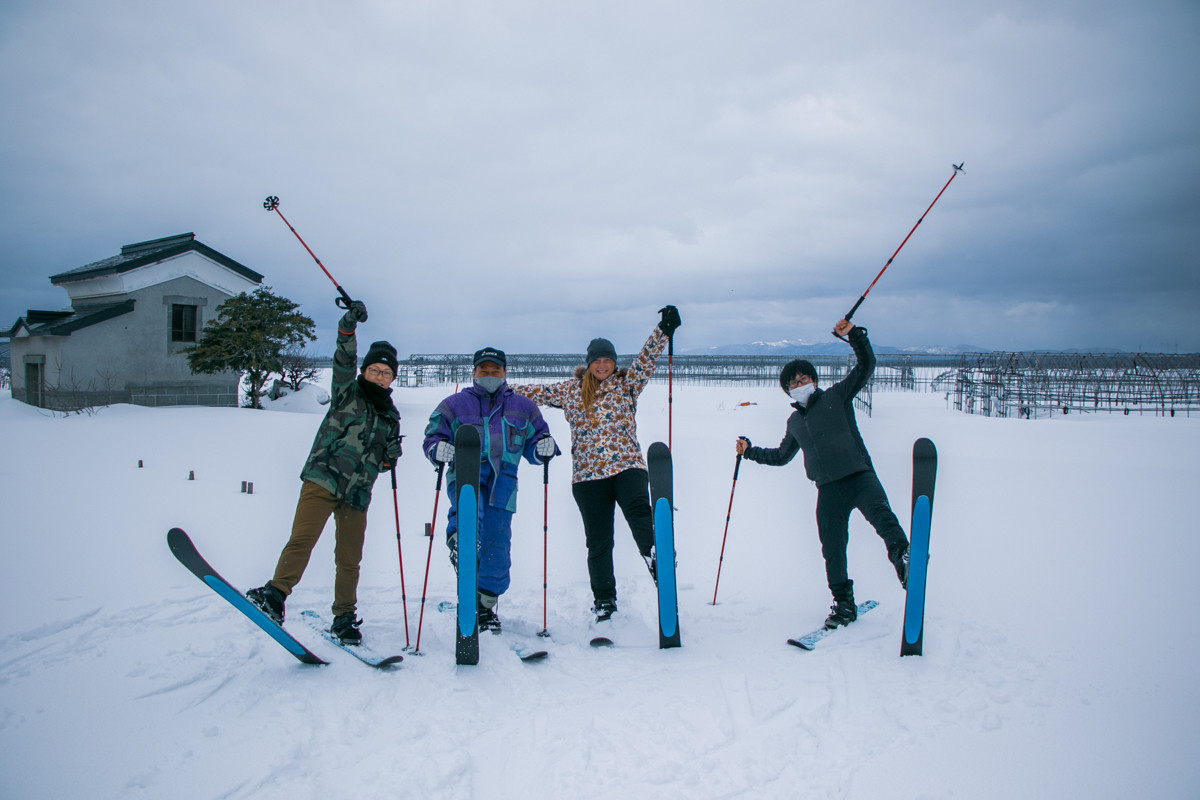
left=185, top=287, right=316, bottom=409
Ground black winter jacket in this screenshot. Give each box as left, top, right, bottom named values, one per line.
left=744, top=326, right=876, bottom=486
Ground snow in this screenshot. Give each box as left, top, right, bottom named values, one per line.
left=2, top=378, right=1198, bottom=799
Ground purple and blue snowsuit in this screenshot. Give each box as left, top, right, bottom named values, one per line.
left=422, top=382, right=551, bottom=597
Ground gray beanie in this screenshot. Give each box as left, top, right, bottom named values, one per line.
left=586, top=337, right=618, bottom=366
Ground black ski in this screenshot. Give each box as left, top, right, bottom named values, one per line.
left=453, top=424, right=482, bottom=665
left=901, top=438, right=937, bottom=656
left=166, top=527, right=327, bottom=665
left=436, top=601, right=548, bottom=662
left=647, top=441, right=680, bottom=649
left=299, top=610, right=404, bottom=668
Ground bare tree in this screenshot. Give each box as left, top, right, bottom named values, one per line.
left=279, top=345, right=321, bottom=391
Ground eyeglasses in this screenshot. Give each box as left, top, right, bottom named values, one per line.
left=788, top=374, right=813, bottom=389
left=364, top=366, right=395, bottom=380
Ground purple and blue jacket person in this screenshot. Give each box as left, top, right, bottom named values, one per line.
left=422, top=347, right=557, bottom=631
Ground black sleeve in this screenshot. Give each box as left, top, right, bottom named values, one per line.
left=745, top=426, right=800, bottom=467
left=832, top=326, right=875, bottom=399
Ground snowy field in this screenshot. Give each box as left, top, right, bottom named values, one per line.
left=1, top=377, right=1198, bottom=799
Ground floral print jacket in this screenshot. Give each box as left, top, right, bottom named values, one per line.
left=513, top=326, right=667, bottom=484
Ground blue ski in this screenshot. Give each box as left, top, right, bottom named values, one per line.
left=787, top=600, right=880, bottom=650
left=901, top=437, right=938, bottom=657
left=299, top=610, right=403, bottom=669
left=453, top=425, right=481, bottom=666
left=167, top=527, right=327, bottom=666
left=647, top=441, right=680, bottom=649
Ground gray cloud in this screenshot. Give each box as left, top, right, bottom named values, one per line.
left=3, top=0, right=1197, bottom=356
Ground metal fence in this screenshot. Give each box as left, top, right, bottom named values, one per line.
left=395, top=351, right=1200, bottom=420
left=937, top=352, right=1200, bottom=418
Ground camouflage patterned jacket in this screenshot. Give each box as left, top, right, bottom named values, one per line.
left=299, top=328, right=401, bottom=511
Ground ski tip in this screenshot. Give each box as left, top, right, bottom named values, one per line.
left=373, top=655, right=405, bottom=668
left=519, top=651, right=549, bottom=662
left=786, top=638, right=814, bottom=651
left=589, top=637, right=614, bottom=648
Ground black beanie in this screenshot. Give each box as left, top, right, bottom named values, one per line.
left=586, top=337, right=618, bottom=366
left=362, top=341, right=399, bottom=374
left=779, top=359, right=818, bottom=392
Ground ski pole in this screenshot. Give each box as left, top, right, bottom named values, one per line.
left=538, top=456, right=551, bottom=638
left=841, top=163, right=964, bottom=325
left=390, top=444, right=410, bottom=648
left=667, top=332, right=674, bottom=450
left=711, top=452, right=743, bottom=605
left=413, top=462, right=445, bottom=655
left=263, top=195, right=357, bottom=310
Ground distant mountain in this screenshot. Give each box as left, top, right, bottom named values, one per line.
left=680, top=338, right=985, bottom=356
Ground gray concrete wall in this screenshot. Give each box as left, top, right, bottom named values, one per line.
left=10, top=276, right=243, bottom=409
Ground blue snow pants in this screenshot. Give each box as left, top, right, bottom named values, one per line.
left=446, top=464, right=515, bottom=597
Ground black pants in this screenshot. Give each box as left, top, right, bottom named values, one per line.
left=815, top=470, right=907, bottom=596
left=571, top=468, right=656, bottom=604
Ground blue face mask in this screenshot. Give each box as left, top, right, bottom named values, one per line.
left=475, top=376, right=505, bottom=394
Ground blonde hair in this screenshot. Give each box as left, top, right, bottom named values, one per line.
left=581, top=370, right=601, bottom=418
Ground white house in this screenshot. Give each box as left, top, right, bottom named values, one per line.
left=6, top=232, right=264, bottom=410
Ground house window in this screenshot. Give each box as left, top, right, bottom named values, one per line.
left=171, top=304, right=198, bottom=342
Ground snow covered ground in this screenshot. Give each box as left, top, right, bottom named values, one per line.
left=1, top=377, right=1198, bottom=799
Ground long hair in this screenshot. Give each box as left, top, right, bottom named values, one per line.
left=580, top=367, right=602, bottom=418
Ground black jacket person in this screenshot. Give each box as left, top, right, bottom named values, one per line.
left=736, top=319, right=909, bottom=629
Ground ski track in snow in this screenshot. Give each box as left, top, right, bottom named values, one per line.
left=1, top=383, right=1198, bottom=798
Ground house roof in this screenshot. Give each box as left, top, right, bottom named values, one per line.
left=8, top=300, right=136, bottom=338
left=49, top=232, right=264, bottom=286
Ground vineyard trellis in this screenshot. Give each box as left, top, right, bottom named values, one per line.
left=394, top=351, right=1200, bottom=420
left=938, top=352, right=1200, bottom=419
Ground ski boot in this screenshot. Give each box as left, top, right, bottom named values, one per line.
left=478, top=592, right=501, bottom=634
left=824, top=580, right=857, bottom=629
left=330, top=612, right=362, bottom=645
left=889, top=542, right=910, bottom=589
left=642, top=547, right=658, bottom=585
left=246, top=583, right=285, bottom=625
left=592, top=599, right=617, bottom=623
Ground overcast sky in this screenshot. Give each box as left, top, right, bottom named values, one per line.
left=2, top=0, right=1197, bottom=356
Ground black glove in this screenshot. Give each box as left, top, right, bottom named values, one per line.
left=383, top=435, right=402, bottom=469
left=658, top=305, right=682, bottom=337
left=340, top=300, right=368, bottom=331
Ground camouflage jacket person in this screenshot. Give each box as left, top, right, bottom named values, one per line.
left=299, top=328, right=401, bottom=512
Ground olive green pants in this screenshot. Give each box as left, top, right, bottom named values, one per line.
left=269, top=481, right=368, bottom=617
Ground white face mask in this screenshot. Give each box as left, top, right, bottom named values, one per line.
left=789, top=382, right=816, bottom=404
